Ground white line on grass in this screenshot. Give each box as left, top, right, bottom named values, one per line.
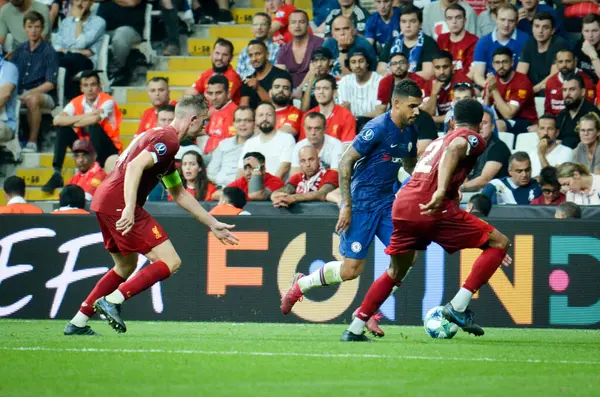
left=1, top=346, right=599, bottom=365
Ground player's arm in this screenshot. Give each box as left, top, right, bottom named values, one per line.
left=462, top=161, right=503, bottom=191
left=491, top=89, right=519, bottom=119
left=53, top=110, right=102, bottom=127
left=288, top=183, right=337, bottom=204
left=335, top=146, right=362, bottom=232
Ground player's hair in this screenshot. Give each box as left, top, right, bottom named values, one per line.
left=582, top=14, right=600, bottom=26
left=23, top=10, right=44, bottom=27
left=244, top=151, right=266, bottom=164
left=445, top=3, right=466, bottom=18
left=391, top=79, right=422, bottom=101
left=207, top=74, right=230, bottom=92
left=563, top=72, right=585, bottom=89
left=148, top=76, right=169, bottom=85
left=315, top=74, right=337, bottom=90
left=3, top=175, right=25, bottom=197
left=454, top=98, right=483, bottom=127
left=557, top=162, right=591, bottom=178
left=556, top=202, right=582, bottom=219
left=433, top=50, right=453, bottom=63
left=158, top=104, right=175, bottom=114
left=332, top=15, right=356, bottom=30
left=492, top=46, right=513, bottom=59
left=214, top=38, right=234, bottom=54
left=290, top=9, right=309, bottom=21
left=496, top=3, right=518, bottom=16
left=555, top=48, right=574, bottom=61
left=346, top=47, right=371, bottom=70
left=508, top=151, right=531, bottom=165
left=222, top=187, right=248, bottom=209
left=79, top=69, right=101, bottom=85
left=399, top=4, right=422, bottom=24
left=59, top=184, right=86, bottom=209
left=247, top=39, right=268, bottom=52
left=178, top=151, right=209, bottom=201
left=234, top=106, right=254, bottom=120
left=576, top=112, right=600, bottom=136
left=539, top=113, right=557, bottom=125
left=468, top=194, right=492, bottom=217
left=532, top=11, right=555, bottom=29
left=175, top=95, right=208, bottom=118
left=256, top=101, right=276, bottom=113
left=388, top=52, right=408, bottom=63
left=273, top=74, right=293, bottom=88
left=304, top=112, right=326, bottom=129
left=539, top=166, right=561, bottom=188
left=253, top=12, right=272, bottom=26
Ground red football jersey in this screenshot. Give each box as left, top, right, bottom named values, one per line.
left=545, top=70, right=595, bottom=115
left=192, top=67, right=242, bottom=104
left=136, top=100, right=179, bottom=135
left=91, top=126, right=180, bottom=216
left=436, top=32, right=478, bottom=74
left=377, top=74, right=427, bottom=106
left=485, top=72, right=538, bottom=122
left=272, top=4, right=296, bottom=45
left=276, top=105, right=302, bottom=135
left=67, top=162, right=107, bottom=197
left=299, top=105, right=356, bottom=142
left=395, top=128, right=486, bottom=220
left=227, top=173, right=285, bottom=199
left=423, top=73, right=472, bottom=116
left=287, top=169, right=339, bottom=192
left=205, top=101, right=238, bottom=154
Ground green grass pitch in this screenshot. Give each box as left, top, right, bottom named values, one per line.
left=0, top=320, right=598, bottom=396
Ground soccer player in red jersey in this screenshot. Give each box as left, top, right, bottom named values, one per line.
left=64, top=96, right=239, bottom=336
left=341, top=99, right=512, bottom=341
left=483, top=47, right=538, bottom=134
left=436, top=4, right=478, bottom=74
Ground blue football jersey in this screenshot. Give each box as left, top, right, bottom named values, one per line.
left=350, top=112, right=418, bottom=212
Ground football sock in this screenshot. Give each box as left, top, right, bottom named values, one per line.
left=450, top=288, right=474, bottom=313
left=351, top=272, right=399, bottom=334
left=76, top=269, right=125, bottom=319
left=106, top=261, right=171, bottom=304
left=298, top=260, right=342, bottom=293
left=348, top=318, right=366, bottom=335
left=70, top=311, right=90, bottom=328
left=463, top=247, right=507, bottom=294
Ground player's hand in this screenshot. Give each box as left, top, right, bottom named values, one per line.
left=582, top=41, right=598, bottom=59
left=116, top=205, right=135, bottom=236
left=419, top=189, right=446, bottom=216
left=538, top=137, right=549, bottom=155
left=486, top=74, right=497, bottom=93
left=245, top=77, right=258, bottom=89
left=517, top=7, right=528, bottom=22
left=432, top=79, right=444, bottom=93
left=335, top=206, right=352, bottom=233
left=210, top=221, right=239, bottom=245
left=501, top=253, right=512, bottom=267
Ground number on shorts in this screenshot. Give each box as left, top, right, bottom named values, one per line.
left=115, top=131, right=147, bottom=168
left=414, top=139, right=444, bottom=174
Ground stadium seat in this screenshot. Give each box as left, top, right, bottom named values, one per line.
left=134, top=3, right=155, bottom=65
left=515, top=132, right=540, bottom=152
left=498, top=132, right=515, bottom=149
left=535, top=97, right=544, bottom=118
left=97, top=34, right=111, bottom=91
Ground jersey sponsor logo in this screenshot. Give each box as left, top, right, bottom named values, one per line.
left=351, top=242, right=362, bottom=253
left=91, top=178, right=102, bottom=187
left=468, top=135, right=479, bottom=147
left=382, top=154, right=402, bottom=163
left=362, top=129, right=374, bottom=141
left=154, top=143, right=167, bottom=156
left=391, top=143, right=398, bottom=148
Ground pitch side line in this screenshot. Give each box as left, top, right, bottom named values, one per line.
left=1, top=346, right=599, bottom=365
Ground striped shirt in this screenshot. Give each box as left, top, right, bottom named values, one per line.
left=337, top=72, right=382, bottom=117
left=12, top=40, right=59, bottom=97
left=236, top=40, right=280, bottom=79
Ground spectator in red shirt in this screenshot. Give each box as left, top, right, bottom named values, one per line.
left=136, top=77, right=174, bottom=135
left=266, top=0, right=296, bottom=45
left=271, top=75, right=302, bottom=137
left=271, top=145, right=339, bottom=207
left=300, top=75, right=356, bottom=142
left=228, top=151, right=285, bottom=200
left=376, top=52, right=426, bottom=115
left=484, top=46, right=538, bottom=134
left=67, top=139, right=107, bottom=201
left=204, top=74, right=237, bottom=154
left=437, top=4, right=478, bottom=74
left=175, top=151, right=216, bottom=201
left=531, top=166, right=567, bottom=205
left=422, top=50, right=471, bottom=124
left=186, top=38, right=242, bottom=104
left=545, top=49, right=595, bottom=116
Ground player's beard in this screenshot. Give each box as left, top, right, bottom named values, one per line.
left=254, top=62, right=266, bottom=72
left=212, top=63, right=228, bottom=74
left=564, top=96, right=583, bottom=110
left=258, top=121, right=274, bottom=133
left=271, top=94, right=289, bottom=106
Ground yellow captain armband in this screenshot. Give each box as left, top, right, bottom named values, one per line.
left=162, top=170, right=182, bottom=188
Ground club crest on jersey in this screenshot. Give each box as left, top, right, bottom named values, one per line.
left=468, top=135, right=479, bottom=147
left=408, top=142, right=413, bottom=152
left=154, top=143, right=167, bottom=156
left=351, top=242, right=362, bottom=253
left=362, top=129, right=374, bottom=141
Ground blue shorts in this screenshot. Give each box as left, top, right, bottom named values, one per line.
left=339, top=206, right=393, bottom=260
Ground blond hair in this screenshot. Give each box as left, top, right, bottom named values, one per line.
left=575, top=112, right=600, bottom=137
left=556, top=162, right=591, bottom=178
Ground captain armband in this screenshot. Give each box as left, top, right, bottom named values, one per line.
left=162, top=171, right=182, bottom=188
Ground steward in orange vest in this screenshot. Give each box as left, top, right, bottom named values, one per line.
left=209, top=187, right=250, bottom=215
left=0, top=176, right=44, bottom=214
left=71, top=91, right=123, bottom=153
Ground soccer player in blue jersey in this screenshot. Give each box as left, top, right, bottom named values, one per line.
left=281, top=80, right=422, bottom=337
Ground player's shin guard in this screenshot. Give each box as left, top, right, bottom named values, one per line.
left=463, top=247, right=507, bottom=293
left=79, top=269, right=125, bottom=318
left=113, top=260, right=171, bottom=302
left=297, top=260, right=343, bottom=293
left=355, top=272, right=399, bottom=322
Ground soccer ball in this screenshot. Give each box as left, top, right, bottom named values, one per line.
left=424, top=306, right=459, bottom=339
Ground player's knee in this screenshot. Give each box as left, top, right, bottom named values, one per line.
left=340, top=260, right=364, bottom=281
left=165, top=255, right=182, bottom=273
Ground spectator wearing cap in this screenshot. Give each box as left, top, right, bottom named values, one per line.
left=436, top=4, right=478, bottom=75
left=323, top=15, right=378, bottom=78
left=365, top=0, right=400, bottom=55
left=555, top=201, right=582, bottom=219
left=527, top=114, right=573, bottom=178
left=531, top=166, right=566, bottom=205
left=337, top=47, right=382, bottom=120
left=0, top=0, right=51, bottom=48
left=299, top=47, right=334, bottom=112
left=12, top=11, right=59, bottom=153
left=422, top=50, right=471, bottom=124
left=209, top=186, right=251, bottom=215
left=270, top=75, right=302, bottom=138
left=51, top=184, right=90, bottom=214
left=275, top=10, right=324, bottom=89
left=466, top=194, right=492, bottom=217
left=557, top=162, right=600, bottom=205
left=137, top=77, right=176, bottom=135
left=376, top=52, right=425, bottom=114
left=66, top=138, right=107, bottom=200
left=323, top=0, right=369, bottom=37
left=0, top=53, right=19, bottom=150
left=272, top=145, right=339, bottom=207
left=0, top=176, right=43, bottom=214
left=204, top=74, right=238, bottom=155
left=482, top=151, right=542, bottom=205
left=377, top=5, right=439, bottom=80
left=237, top=13, right=280, bottom=80
left=574, top=112, right=600, bottom=174
left=422, top=0, right=476, bottom=40
left=516, top=12, right=570, bottom=96
left=228, top=151, right=285, bottom=201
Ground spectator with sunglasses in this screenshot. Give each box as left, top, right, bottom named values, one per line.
left=531, top=166, right=566, bottom=205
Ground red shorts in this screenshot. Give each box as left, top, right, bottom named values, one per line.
left=385, top=210, right=495, bottom=256
left=95, top=209, right=169, bottom=256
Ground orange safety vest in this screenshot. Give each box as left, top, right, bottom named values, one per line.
left=72, top=92, right=123, bottom=152
left=51, top=208, right=90, bottom=215
left=0, top=203, right=44, bottom=214
left=209, top=204, right=244, bottom=215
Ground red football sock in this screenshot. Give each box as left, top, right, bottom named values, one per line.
left=117, top=260, right=171, bottom=301
left=463, top=247, right=507, bottom=293
left=80, top=269, right=125, bottom=317
left=355, top=272, right=400, bottom=322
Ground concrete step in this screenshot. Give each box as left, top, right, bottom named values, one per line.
left=122, top=120, right=139, bottom=135
left=0, top=188, right=59, bottom=205
left=192, top=24, right=253, bottom=38
left=123, top=87, right=187, bottom=103
left=146, top=71, right=198, bottom=87
left=17, top=168, right=75, bottom=187
left=187, top=38, right=249, bottom=56
left=159, top=56, right=238, bottom=72
left=120, top=103, right=152, bottom=119
left=20, top=152, right=76, bottom=169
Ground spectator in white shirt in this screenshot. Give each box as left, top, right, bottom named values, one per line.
left=557, top=162, right=600, bottom=205
left=290, top=112, right=344, bottom=175
left=238, top=101, right=295, bottom=180
left=527, top=114, right=573, bottom=178
left=337, top=47, right=382, bottom=119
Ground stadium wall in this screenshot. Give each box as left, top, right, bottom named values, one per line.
left=0, top=216, right=598, bottom=329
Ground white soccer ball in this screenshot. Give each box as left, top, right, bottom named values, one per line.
left=424, top=306, right=459, bottom=339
